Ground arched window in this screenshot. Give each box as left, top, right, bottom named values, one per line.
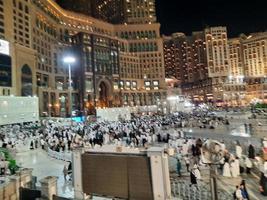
left=19, top=2, right=23, bottom=10
left=148, top=31, right=152, bottom=38
left=132, top=32, right=136, bottom=39
left=21, top=64, right=33, bottom=96
left=25, top=5, right=29, bottom=14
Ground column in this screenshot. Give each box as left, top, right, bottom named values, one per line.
left=73, top=148, right=90, bottom=200
left=39, top=176, right=58, bottom=200
left=147, top=147, right=171, bottom=200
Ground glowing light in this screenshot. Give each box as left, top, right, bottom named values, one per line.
left=63, top=56, right=75, bottom=64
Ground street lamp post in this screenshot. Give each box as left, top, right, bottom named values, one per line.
left=63, top=56, right=75, bottom=119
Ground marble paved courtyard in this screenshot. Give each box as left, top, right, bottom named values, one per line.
left=14, top=112, right=266, bottom=199
left=16, top=149, right=74, bottom=199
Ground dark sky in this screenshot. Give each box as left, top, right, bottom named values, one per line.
left=155, top=0, right=267, bottom=37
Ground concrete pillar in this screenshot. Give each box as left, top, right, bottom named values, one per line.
left=16, top=168, right=33, bottom=187
left=39, top=176, right=58, bottom=200
left=147, top=147, right=171, bottom=200
left=9, top=176, right=20, bottom=199
left=73, top=148, right=89, bottom=200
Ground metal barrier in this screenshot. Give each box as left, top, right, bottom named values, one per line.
left=47, top=148, right=72, bottom=162
left=53, top=194, right=73, bottom=200
left=171, top=180, right=233, bottom=200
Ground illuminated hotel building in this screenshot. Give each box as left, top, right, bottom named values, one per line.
left=56, top=0, right=156, bottom=25
left=242, top=33, right=267, bottom=103
left=124, top=0, right=156, bottom=24
left=223, top=34, right=267, bottom=106
left=0, top=0, right=166, bottom=116
left=223, top=38, right=246, bottom=106
left=116, top=23, right=166, bottom=106
left=163, top=26, right=267, bottom=106
left=163, top=33, right=184, bottom=84
left=163, top=32, right=210, bottom=103
left=204, top=26, right=230, bottom=103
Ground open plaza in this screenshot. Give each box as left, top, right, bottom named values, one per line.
left=0, top=0, right=267, bottom=199
left=0, top=100, right=267, bottom=199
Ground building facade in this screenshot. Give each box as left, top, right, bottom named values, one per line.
left=0, top=0, right=166, bottom=117
left=115, top=23, right=166, bottom=106
left=163, top=31, right=210, bottom=103
left=163, top=27, right=267, bottom=106
left=56, top=0, right=156, bottom=25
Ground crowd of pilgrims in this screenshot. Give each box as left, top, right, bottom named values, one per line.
left=0, top=111, right=267, bottom=197
left=31, top=111, right=231, bottom=152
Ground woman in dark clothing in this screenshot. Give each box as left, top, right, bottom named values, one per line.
left=260, top=172, right=267, bottom=196
left=190, top=169, right=197, bottom=187
left=192, top=144, right=197, bottom=157
left=248, top=144, right=255, bottom=159
left=30, top=140, right=34, bottom=150
left=240, top=180, right=249, bottom=200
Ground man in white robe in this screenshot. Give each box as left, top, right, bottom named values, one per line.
left=223, top=162, right=231, bottom=177
left=236, top=144, right=242, bottom=158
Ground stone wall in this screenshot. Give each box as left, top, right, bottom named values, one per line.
left=0, top=168, right=33, bottom=200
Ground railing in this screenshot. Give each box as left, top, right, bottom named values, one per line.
left=47, top=148, right=72, bottom=162
left=171, top=180, right=233, bottom=200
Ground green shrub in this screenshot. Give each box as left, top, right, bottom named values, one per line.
left=0, top=148, right=19, bottom=174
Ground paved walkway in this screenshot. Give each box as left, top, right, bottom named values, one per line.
left=15, top=149, right=74, bottom=198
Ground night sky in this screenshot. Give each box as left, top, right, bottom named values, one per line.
left=156, top=0, right=267, bottom=37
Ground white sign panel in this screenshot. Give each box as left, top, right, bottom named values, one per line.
left=0, top=96, right=39, bottom=125
left=0, top=39, right=10, bottom=55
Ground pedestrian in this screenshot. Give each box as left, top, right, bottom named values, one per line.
left=223, top=162, right=231, bottom=177
left=184, top=155, right=190, bottom=172
left=259, top=172, right=267, bottom=196
left=248, top=144, right=255, bottom=159
left=40, top=138, right=45, bottom=150
left=35, top=139, right=38, bottom=149
left=192, top=164, right=201, bottom=180
left=230, top=157, right=240, bottom=177
left=245, top=157, right=252, bottom=174
left=63, top=165, right=68, bottom=181
left=30, top=140, right=34, bottom=150
left=190, top=169, right=197, bottom=187
left=240, top=184, right=248, bottom=200
left=176, top=158, right=182, bottom=177
left=236, top=142, right=242, bottom=158
left=235, top=185, right=243, bottom=200
left=240, top=180, right=249, bottom=200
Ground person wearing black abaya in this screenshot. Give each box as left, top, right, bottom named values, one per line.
left=190, top=169, right=197, bottom=186
left=260, top=172, right=267, bottom=196
left=248, top=144, right=255, bottom=159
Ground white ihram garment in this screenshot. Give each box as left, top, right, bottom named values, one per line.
left=236, top=145, right=242, bottom=158
left=223, top=162, right=231, bottom=177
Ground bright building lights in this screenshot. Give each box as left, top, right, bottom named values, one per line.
left=63, top=56, right=75, bottom=64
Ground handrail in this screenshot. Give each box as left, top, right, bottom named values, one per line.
left=47, top=148, right=72, bottom=162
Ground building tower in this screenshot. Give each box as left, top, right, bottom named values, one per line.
left=205, top=26, right=230, bottom=103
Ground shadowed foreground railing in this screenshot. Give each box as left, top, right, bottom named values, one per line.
left=171, top=180, right=233, bottom=200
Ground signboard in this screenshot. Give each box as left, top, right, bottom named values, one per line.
left=0, top=39, right=10, bottom=56
left=82, top=153, right=153, bottom=199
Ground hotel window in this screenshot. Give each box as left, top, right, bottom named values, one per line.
left=25, top=5, right=29, bottom=14
left=125, top=81, right=130, bottom=90
left=0, top=54, right=12, bottom=87
left=85, top=78, right=93, bottom=92
left=119, top=81, right=124, bottom=89
left=18, top=2, right=23, bottom=10
left=145, top=81, right=151, bottom=90
left=113, top=80, right=119, bottom=90
left=153, top=80, right=159, bottom=86
left=132, top=81, right=137, bottom=90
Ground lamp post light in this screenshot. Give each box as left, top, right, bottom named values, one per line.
left=48, top=103, right=52, bottom=117
left=63, top=56, right=75, bottom=119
